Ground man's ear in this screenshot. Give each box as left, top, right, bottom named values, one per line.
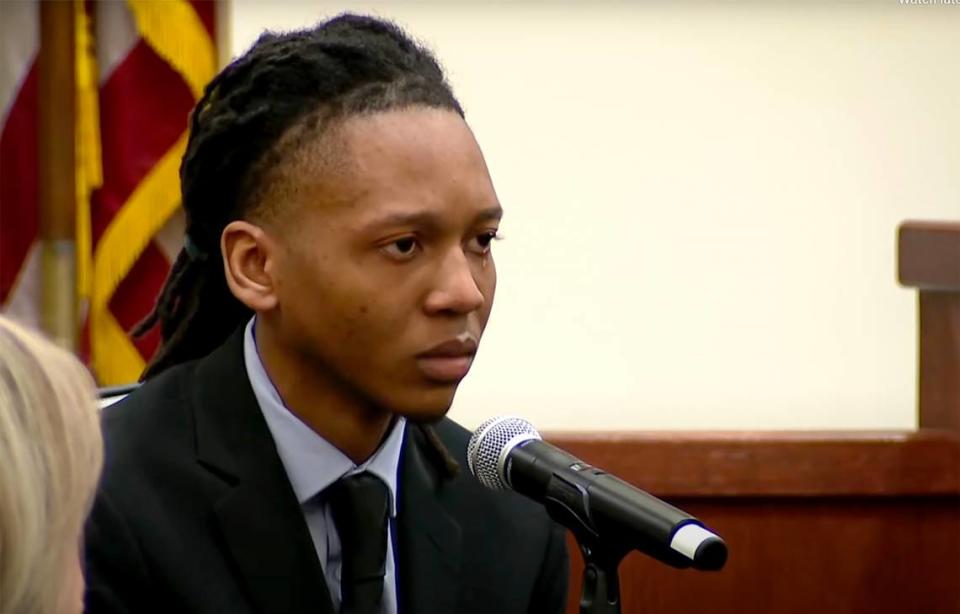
left=221, top=220, right=279, bottom=312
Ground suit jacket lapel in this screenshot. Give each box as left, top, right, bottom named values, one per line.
left=192, top=329, right=334, bottom=614
left=397, top=426, right=463, bottom=614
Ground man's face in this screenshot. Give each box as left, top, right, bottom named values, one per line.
left=267, top=107, right=500, bottom=420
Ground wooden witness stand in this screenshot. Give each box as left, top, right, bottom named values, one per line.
left=548, top=221, right=960, bottom=614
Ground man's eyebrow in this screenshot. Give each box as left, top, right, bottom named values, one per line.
left=362, top=205, right=503, bottom=230
left=362, top=210, right=441, bottom=231
left=475, top=205, right=504, bottom=222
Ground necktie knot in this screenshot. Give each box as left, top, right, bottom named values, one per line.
left=328, top=472, right=389, bottom=614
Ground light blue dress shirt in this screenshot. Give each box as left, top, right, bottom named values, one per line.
left=243, top=318, right=405, bottom=614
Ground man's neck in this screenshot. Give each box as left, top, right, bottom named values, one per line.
left=254, top=321, right=393, bottom=464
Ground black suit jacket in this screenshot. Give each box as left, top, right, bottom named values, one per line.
left=84, top=330, right=568, bottom=614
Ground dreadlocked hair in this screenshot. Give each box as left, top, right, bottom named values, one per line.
left=133, top=13, right=465, bottom=477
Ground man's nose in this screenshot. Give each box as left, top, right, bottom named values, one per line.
left=423, top=249, right=485, bottom=316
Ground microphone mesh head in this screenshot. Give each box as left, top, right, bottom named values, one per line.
left=467, top=416, right=541, bottom=490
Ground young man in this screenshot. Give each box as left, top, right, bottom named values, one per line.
left=84, top=14, right=568, bottom=614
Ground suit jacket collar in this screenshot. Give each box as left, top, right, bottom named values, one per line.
left=193, top=328, right=334, bottom=614
left=396, top=425, right=463, bottom=614
left=191, top=328, right=464, bottom=614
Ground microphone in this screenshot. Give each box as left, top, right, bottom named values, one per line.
left=467, top=416, right=728, bottom=571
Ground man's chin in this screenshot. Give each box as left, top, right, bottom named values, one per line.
left=398, top=408, right=448, bottom=425
left=391, top=387, right=458, bottom=424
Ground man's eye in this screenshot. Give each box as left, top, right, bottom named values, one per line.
left=469, top=230, right=501, bottom=254
left=381, top=237, right=420, bottom=260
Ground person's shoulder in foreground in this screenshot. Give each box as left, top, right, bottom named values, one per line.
left=0, top=316, right=103, bottom=614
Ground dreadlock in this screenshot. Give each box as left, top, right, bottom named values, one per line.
left=133, top=13, right=464, bottom=477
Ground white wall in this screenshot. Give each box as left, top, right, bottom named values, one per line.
left=230, top=1, right=960, bottom=431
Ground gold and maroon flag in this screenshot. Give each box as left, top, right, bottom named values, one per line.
left=82, top=0, right=217, bottom=384
left=0, top=1, right=41, bottom=327
left=2, top=1, right=217, bottom=383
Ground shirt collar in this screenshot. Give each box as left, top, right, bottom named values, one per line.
left=243, top=318, right=405, bottom=516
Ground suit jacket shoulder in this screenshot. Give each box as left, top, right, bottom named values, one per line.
left=87, top=332, right=328, bottom=614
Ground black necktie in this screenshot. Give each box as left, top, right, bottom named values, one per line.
left=328, top=472, right=389, bottom=614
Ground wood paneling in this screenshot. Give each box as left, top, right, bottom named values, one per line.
left=545, top=431, right=960, bottom=614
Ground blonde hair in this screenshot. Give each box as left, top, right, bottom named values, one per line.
left=0, top=316, right=103, bottom=614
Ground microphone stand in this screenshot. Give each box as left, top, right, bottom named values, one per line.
left=540, top=488, right=629, bottom=614
left=574, top=531, right=629, bottom=614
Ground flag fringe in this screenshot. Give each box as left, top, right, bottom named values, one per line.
left=75, top=0, right=102, bottom=307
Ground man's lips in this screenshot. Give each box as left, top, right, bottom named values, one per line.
left=416, top=355, right=475, bottom=382
left=416, top=335, right=479, bottom=382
